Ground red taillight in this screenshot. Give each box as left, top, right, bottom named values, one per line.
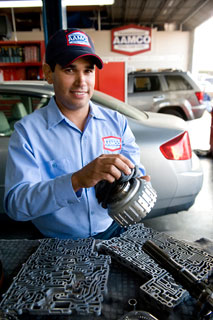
left=195, top=91, right=204, bottom=103
left=160, top=131, right=192, bottom=160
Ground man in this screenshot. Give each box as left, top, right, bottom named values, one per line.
left=4, top=28, right=148, bottom=240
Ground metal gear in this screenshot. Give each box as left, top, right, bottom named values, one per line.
left=107, top=177, right=157, bottom=227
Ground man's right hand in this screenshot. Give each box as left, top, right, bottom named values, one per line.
left=71, top=154, right=135, bottom=192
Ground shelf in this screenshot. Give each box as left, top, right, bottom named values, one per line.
left=0, top=40, right=45, bottom=80
left=0, top=62, right=42, bottom=67
left=0, top=40, right=42, bottom=44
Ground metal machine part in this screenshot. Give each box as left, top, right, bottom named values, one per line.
left=143, top=240, right=213, bottom=317
left=0, top=259, right=3, bottom=289
left=95, top=166, right=157, bottom=227
left=119, top=310, right=159, bottom=320
left=107, top=178, right=157, bottom=227
left=0, top=238, right=111, bottom=317
left=0, top=312, right=19, bottom=320
left=97, top=223, right=213, bottom=311
left=128, top=298, right=138, bottom=311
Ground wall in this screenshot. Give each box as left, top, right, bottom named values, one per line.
left=11, top=31, right=44, bottom=41
left=86, top=29, right=190, bottom=73
left=11, top=28, right=191, bottom=73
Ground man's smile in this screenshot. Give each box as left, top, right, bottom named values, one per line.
left=71, top=90, right=88, bottom=97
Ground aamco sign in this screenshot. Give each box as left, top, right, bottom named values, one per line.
left=111, top=24, right=151, bottom=56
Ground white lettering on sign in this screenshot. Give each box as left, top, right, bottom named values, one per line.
left=111, top=25, right=152, bottom=55
left=113, top=35, right=151, bottom=46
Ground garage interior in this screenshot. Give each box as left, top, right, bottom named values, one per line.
left=0, top=0, right=212, bottom=240
left=0, top=1, right=213, bottom=320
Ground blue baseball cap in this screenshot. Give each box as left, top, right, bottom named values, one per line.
left=45, top=28, right=104, bottom=70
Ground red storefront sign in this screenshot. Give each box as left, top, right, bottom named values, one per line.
left=111, top=24, right=151, bottom=56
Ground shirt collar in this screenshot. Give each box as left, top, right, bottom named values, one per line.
left=89, top=100, right=107, bottom=120
left=47, top=97, right=65, bottom=129
left=46, top=97, right=107, bottom=129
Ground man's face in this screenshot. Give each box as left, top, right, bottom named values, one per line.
left=46, top=56, right=95, bottom=112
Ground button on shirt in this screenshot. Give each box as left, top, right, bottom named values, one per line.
left=4, top=97, right=145, bottom=239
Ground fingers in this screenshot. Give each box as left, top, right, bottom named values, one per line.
left=99, top=154, right=134, bottom=176
left=141, top=175, right=151, bottom=182
left=72, top=154, right=135, bottom=191
left=99, top=163, right=122, bottom=182
left=102, top=153, right=135, bottom=169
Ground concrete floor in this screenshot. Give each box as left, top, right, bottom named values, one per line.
left=144, top=111, right=213, bottom=242
left=144, top=156, right=213, bottom=242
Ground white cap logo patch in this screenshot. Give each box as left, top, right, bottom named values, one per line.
left=66, top=31, right=91, bottom=47
left=102, top=136, right=122, bottom=151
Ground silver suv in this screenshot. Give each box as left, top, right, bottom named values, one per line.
left=128, top=70, right=206, bottom=120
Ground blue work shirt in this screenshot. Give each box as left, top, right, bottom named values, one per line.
left=4, top=97, right=145, bottom=239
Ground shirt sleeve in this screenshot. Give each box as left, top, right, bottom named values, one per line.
left=120, top=115, right=146, bottom=176
left=4, top=124, right=81, bottom=222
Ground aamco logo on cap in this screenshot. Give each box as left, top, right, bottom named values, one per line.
left=102, top=136, right=122, bottom=152
left=66, top=31, right=91, bottom=47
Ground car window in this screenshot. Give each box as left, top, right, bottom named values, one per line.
left=92, top=90, right=147, bottom=121
left=0, top=93, right=49, bottom=136
left=133, top=76, right=160, bottom=92
left=165, top=75, right=193, bottom=91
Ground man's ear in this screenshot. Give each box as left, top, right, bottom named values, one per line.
left=43, top=63, right=53, bottom=84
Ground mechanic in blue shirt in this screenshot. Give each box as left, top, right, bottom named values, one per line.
left=4, top=28, right=149, bottom=240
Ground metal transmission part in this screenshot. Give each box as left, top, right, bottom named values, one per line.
left=107, top=178, right=157, bottom=227
left=143, top=240, right=213, bottom=317
left=0, top=238, right=111, bottom=317
left=119, top=310, right=159, bottom=319
left=97, top=224, right=213, bottom=311
left=95, top=166, right=157, bottom=227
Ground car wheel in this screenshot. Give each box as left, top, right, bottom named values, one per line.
left=159, top=108, right=187, bottom=120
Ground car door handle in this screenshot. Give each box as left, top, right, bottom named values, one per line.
left=153, top=95, right=165, bottom=101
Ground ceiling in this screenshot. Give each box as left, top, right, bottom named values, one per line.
left=1, top=0, right=213, bottom=32
left=103, top=0, right=213, bottom=31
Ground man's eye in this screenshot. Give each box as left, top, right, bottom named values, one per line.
left=64, top=68, right=74, bottom=73
left=86, top=69, right=94, bottom=73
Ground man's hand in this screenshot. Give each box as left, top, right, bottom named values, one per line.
left=141, top=175, right=151, bottom=182
left=71, top=154, right=135, bottom=192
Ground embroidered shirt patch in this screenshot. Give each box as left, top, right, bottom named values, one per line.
left=102, top=136, right=122, bottom=151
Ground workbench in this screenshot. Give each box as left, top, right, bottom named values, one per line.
left=0, top=231, right=212, bottom=320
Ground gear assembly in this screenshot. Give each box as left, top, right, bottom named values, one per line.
left=95, top=165, right=157, bottom=227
